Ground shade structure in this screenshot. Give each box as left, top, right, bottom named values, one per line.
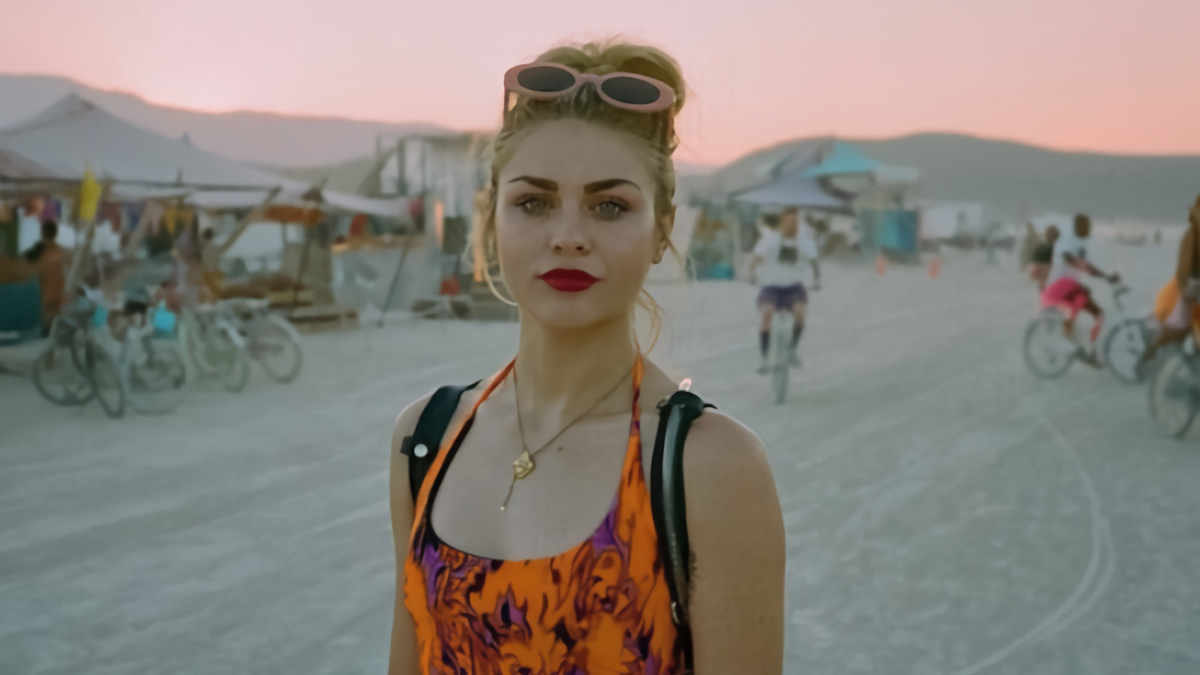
left=0, top=94, right=412, bottom=219
left=188, top=188, right=410, bottom=219
left=734, top=173, right=849, bottom=212
left=0, top=94, right=287, bottom=189
left=801, top=140, right=919, bottom=185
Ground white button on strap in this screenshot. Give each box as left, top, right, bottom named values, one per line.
left=413, top=443, right=429, bottom=458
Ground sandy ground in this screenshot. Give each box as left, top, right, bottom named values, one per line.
left=1, top=236, right=1197, bottom=675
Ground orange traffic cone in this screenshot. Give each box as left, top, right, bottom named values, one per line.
left=928, top=257, right=942, bottom=279
left=876, top=254, right=887, bottom=275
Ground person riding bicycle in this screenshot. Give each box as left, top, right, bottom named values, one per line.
left=749, top=206, right=821, bottom=374
left=1139, top=192, right=1200, bottom=370
left=1040, top=213, right=1119, bottom=368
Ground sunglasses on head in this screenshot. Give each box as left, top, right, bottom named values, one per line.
left=503, top=62, right=676, bottom=113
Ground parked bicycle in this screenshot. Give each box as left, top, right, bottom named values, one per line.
left=218, top=297, right=304, bottom=384
left=102, top=295, right=189, bottom=414
left=183, top=303, right=251, bottom=392
left=31, top=290, right=126, bottom=418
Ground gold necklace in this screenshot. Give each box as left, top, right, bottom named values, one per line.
left=501, top=364, right=634, bottom=511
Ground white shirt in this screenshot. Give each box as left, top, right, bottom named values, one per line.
left=754, top=228, right=819, bottom=287
left=1048, top=233, right=1088, bottom=284
left=17, top=210, right=41, bottom=253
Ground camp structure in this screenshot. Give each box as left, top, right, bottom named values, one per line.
left=0, top=94, right=440, bottom=328
left=795, top=141, right=922, bottom=261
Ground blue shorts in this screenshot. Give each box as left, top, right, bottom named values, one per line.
left=757, top=283, right=807, bottom=311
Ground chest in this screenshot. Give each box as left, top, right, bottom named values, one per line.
left=428, top=408, right=661, bottom=561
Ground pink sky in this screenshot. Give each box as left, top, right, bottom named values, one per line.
left=3, top=0, right=1198, bottom=165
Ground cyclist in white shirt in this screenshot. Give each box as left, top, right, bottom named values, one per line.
left=1040, top=213, right=1119, bottom=367
left=749, top=207, right=821, bottom=373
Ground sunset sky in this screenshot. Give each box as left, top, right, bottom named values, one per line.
left=2, top=0, right=1198, bottom=165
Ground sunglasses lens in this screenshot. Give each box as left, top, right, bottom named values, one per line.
left=516, top=66, right=577, bottom=93
left=599, top=77, right=662, bottom=106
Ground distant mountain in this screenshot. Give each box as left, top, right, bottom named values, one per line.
left=2, top=74, right=1195, bottom=221
left=0, top=74, right=448, bottom=167
left=712, top=134, right=1200, bottom=223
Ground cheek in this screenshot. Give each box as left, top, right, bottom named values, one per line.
left=493, top=213, right=535, bottom=268
left=599, top=221, right=657, bottom=276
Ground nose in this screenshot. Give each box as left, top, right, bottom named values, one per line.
left=549, top=210, right=591, bottom=256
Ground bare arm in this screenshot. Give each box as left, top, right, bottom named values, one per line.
left=685, top=413, right=786, bottom=675
left=1063, top=252, right=1115, bottom=281
left=387, top=395, right=433, bottom=675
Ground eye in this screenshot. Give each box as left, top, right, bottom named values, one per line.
left=591, top=200, right=627, bottom=221
left=516, top=196, right=551, bottom=216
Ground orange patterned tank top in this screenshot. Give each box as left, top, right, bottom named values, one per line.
left=403, top=357, right=689, bottom=674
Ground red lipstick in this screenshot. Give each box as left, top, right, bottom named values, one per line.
left=539, top=269, right=599, bottom=292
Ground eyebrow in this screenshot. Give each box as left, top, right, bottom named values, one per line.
left=584, top=179, right=641, bottom=194
left=508, top=176, right=558, bottom=191
left=506, top=176, right=642, bottom=194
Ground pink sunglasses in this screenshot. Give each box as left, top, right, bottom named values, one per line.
left=504, top=62, right=676, bottom=113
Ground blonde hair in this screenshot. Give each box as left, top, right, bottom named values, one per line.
left=473, top=39, right=687, bottom=347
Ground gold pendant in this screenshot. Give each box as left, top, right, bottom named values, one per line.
left=513, top=450, right=535, bottom=480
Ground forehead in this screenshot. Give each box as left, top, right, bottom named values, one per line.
left=499, top=119, right=655, bottom=190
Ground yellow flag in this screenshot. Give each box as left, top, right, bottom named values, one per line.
left=79, top=168, right=101, bottom=221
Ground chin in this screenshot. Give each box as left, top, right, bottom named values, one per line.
left=518, top=289, right=627, bottom=331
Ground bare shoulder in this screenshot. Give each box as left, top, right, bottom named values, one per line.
left=391, top=392, right=435, bottom=455
left=683, top=409, right=776, bottom=493
left=390, top=384, right=487, bottom=455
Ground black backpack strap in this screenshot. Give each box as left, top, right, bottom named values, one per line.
left=399, top=382, right=480, bottom=503
left=650, top=385, right=715, bottom=660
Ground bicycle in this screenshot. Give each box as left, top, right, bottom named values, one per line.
left=1146, top=315, right=1200, bottom=439
left=182, top=304, right=251, bottom=393
left=765, top=309, right=794, bottom=405
left=105, top=298, right=189, bottom=414
left=31, top=291, right=126, bottom=418
left=217, top=297, right=304, bottom=384
left=1100, top=284, right=1160, bottom=385
left=1023, top=278, right=1133, bottom=380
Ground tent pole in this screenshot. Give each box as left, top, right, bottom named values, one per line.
left=377, top=233, right=414, bottom=328
left=289, top=219, right=314, bottom=319
left=218, top=186, right=281, bottom=258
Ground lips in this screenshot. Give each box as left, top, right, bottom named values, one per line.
left=539, top=268, right=600, bottom=293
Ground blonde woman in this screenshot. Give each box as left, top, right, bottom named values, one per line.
left=388, top=41, right=785, bottom=675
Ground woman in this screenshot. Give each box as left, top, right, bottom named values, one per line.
left=388, top=41, right=785, bottom=675
left=1142, top=192, right=1200, bottom=366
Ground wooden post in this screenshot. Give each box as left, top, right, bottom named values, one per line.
left=217, top=186, right=282, bottom=259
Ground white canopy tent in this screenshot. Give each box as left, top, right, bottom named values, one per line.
left=0, top=94, right=286, bottom=189
left=0, top=94, right=411, bottom=219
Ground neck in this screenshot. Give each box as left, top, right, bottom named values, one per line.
left=512, top=312, right=638, bottom=420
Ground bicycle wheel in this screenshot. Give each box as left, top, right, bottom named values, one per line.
left=74, top=339, right=126, bottom=419
left=1103, top=318, right=1150, bottom=385
left=1023, top=312, right=1077, bottom=379
left=32, top=339, right=96, bottom=406
left=191, top=321, right=249, bottom=392
left=184, top=317, right=216, bottom=376
left=770, top=313, right=790, bottom=404
left=249, top=315, right=303, bottom=384
left=1148, top=350, right=1198, bottom=439
left=125, top=339, right=189, bottom=414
